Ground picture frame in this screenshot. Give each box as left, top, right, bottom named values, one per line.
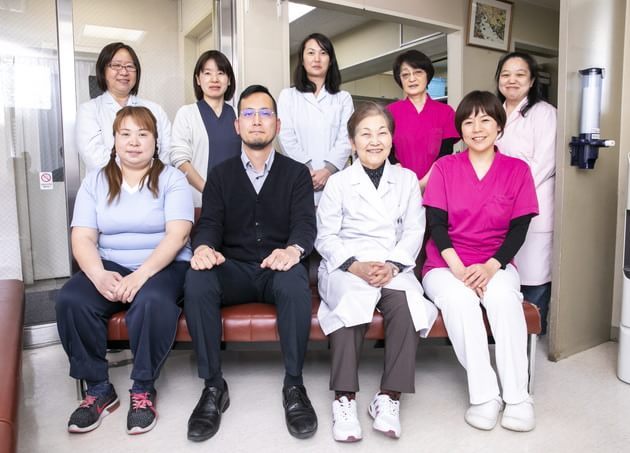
left=466, top=0, right=513, bottom=52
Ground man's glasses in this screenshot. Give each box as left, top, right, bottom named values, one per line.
left=108, top=63, right=137, bottom=73
left=240, top=108, right=275, bottom=119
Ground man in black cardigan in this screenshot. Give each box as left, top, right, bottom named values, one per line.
left=184, top=85, right=317, bottom=442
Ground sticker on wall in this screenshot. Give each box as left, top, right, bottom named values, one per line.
left=39, top=172, right=53, bottom=190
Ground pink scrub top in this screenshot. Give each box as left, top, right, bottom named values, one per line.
left=387, top=96, right=459, bottom=180
left=422, top=149, right=539, bottom=277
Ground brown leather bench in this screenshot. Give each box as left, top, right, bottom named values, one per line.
left=0, top=280, right=25, bottom=453
left=83, top=209, right=541, bottom=398
left=97, top=255, right=541, bottom=398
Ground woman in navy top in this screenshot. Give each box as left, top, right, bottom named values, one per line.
left=171, top=50, right=241, bottom=206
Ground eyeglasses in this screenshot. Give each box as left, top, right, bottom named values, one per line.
left=108, top=63, right=137, bottom=73
left=400, top=69, right=425, bottom=81
left=239, top=108, right=275, bottom=119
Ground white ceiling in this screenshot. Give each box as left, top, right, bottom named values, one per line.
left=289, top=0, right=561, bottom=55
left=288, top=0, right=560, bottom=81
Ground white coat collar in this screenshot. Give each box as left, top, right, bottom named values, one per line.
left=102, top=90, right=139, bottom=108
left=504, top=96, right=528, bottom=125
left=303, top=86, right=330, bottom=108
left=349, top=159, right=396, bottom=218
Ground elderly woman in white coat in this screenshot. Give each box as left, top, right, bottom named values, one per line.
left=316, top=102, right=437, bottom=443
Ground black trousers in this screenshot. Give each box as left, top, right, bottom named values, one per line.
left=184, top=259, right=312, bottom=386
left=55, top=260, right=188, bottom=383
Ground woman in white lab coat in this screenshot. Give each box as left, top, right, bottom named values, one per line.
left=76, top=42, right=171, bottom=172
left=495, top=52, right=556, bottom=334
left=278, top=33, right=353, bottom=204
left=316, top=102, right=437, bottom=442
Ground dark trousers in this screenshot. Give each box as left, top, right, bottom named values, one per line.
left=184, top=259, right=312, bottom=386
left=55, top=260, right=188, bottom=383
left=522, top=282, right=552, bottom=335
left=329, top=288, right=419, bottom=394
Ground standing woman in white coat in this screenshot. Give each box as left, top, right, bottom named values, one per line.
left=170, top=51, right=241, bottom=207
left=278, top=33, right=354, bottom=204
left=316, top=102, right=437, bottom=442
left=76, top=42, right=171, bottom=172
left=495, top=52, right=556, bottom=334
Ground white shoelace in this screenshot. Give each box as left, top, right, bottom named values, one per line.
left=335, top=397, right=355, bottom=421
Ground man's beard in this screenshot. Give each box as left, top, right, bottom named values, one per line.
left=242, top=136, right=274, bottom=150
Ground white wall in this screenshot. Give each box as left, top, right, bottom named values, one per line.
left=551, top=0, right=626, bottom=358
left=236, top=0, right=290, bottom=99
left=611, top=2, right=630, bottom=335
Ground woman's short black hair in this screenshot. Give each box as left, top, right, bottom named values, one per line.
left=495, top=51, right=543, bottom=117
left=95, top=42, right=141, bottom=96
left=193, top=50, right=236, bottom=101
left=454, top=91, right=506, bottom=138
left=392, top=50, right=435, bottom=89
left=293, top=33, right=342, bottom=94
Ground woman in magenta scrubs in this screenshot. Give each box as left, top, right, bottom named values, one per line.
left=422, top=91, right=538, bottom=433
left=387, top=50, right=459, bottom=190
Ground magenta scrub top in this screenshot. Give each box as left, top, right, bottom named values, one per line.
left=387, top=96, right=459, bottom=180
left=422, top=149, right=538, bottom=277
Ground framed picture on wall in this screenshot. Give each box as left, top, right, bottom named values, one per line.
left=466, top=0, right=513, bottom=52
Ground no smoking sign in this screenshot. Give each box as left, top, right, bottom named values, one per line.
left=39, top=172, right=53, bottom=190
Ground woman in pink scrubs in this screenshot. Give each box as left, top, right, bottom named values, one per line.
left=387, top=50, right=459, bottom=189
left=422, top=91, right=539, bottom=433
left=495, top=52, right=556, bottom=335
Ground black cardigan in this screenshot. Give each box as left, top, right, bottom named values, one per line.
left=192, top=152, right=316, bottom=263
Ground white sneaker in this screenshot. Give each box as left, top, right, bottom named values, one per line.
left=368, top=393, right=401, bottom=438
left=332, top=397, right=362, bottom=442
left=465, top=396, right=503, bottom=430
left=501, top=396, right=535, bottom=432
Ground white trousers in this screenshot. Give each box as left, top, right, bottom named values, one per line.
left=423, top=264, right=529, bottom=404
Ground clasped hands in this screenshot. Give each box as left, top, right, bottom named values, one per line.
left=311, top=168, right=332, bottom=191
left=93, top=268, right=150, bottom=304
left=453, top=259, right=501, bottom=297
left=190, top=245, right=300, bottom=272
left=348, top=261, right=397, bottom=288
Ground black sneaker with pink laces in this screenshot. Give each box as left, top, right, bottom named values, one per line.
left=127, top=390, right=157, bottom=434
left=68, top=384, right=119, bottom=433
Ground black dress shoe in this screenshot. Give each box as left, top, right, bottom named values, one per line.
left=282, top=384, right=318, bottom=439
left=187, top=380, right=230, bottom=442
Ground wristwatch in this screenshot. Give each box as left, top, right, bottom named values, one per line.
left=389, top=262, right=400, bottom=277
left=290, top=244, right=305, bottom=258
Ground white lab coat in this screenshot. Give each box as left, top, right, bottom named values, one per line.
left=277, top=87, right=354, bottom=204
left=76, top=91, right=172, bottom=172
left=315, top=160, right=438, bottom=336
left=496, top=99, right=556, bottom=285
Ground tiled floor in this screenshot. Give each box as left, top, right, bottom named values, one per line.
left=19, top=339, right=630, bottom=453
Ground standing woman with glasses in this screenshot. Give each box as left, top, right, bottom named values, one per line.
left=77, top=42, right=172, bottom=172
left=278, top=33, right=353, bottom=203
left=495, top=52, right=556, bottom=335
left=170, top=51, right=241, bottom=207
left=387, top=50, right=460, bottom=190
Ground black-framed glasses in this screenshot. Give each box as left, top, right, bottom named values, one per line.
left=108, top=63, right=137, bottom=73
